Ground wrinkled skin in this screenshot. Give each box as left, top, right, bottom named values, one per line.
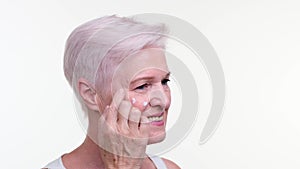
left=96, top=48, right=171, bottom=169
left=97, top=89, right=149, bottom=169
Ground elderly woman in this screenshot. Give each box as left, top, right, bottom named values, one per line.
left=44, top=15, right=180, bottom=169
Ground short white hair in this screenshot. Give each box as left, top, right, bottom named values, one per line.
left=63, top=15, right=168, bottom=108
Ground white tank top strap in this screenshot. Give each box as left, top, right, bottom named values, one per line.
left=45, top=155, right=167, bottom=169
left=43, top=156, right=66, bottom=169
left=148, top=155, right=168, bottom=169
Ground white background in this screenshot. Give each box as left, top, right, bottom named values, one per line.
left=0, top=0, right=300, bottom=168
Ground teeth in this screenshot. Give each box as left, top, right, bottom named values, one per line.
left=148, top=115, right=163, bottom=122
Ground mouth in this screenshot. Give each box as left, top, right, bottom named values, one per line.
left=147, top=112, right=164, bottom=126
left=148, top=115, right=163, bottom=122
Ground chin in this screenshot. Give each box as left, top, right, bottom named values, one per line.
left=147, top=131, right=166, bottom=145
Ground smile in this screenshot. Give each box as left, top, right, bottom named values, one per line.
left=148, top=115, right=163, bottom=122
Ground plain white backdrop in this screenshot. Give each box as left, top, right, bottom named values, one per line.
left=0, top=0, right=300, bottom=168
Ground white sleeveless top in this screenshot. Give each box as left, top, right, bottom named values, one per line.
left=43, top=156, right=167, bottom=169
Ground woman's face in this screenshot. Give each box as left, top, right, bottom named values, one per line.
left=112, top=48, right=171, bottom=144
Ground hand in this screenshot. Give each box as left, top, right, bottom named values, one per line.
left=97, top=89, right=150, bottom=169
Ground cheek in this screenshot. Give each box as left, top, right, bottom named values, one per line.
left=128, top=93, right=148, bottom=111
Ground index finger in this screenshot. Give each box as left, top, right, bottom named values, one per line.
left=107, top=88, right=126, bottom=123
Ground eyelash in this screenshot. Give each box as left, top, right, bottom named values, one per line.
left=161, top=79, right=170, bottom=85
left=135, top=83, right=150, bottom=90
left=134, top=79, right=170, bottom=91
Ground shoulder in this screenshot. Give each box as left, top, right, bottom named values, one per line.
left=162, top=158, right=181, bottom=169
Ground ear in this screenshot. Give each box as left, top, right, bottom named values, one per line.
left=77, top=78, right=100, bottom=112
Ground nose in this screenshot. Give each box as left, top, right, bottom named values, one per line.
left=148, top=85, right=170, bottom=109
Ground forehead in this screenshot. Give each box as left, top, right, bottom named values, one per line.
left=111, top=48, right=169, bottom=89
left=114, top=48, right=169, bottom=78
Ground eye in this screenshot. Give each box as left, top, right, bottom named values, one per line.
left=161, top=79, right=170, bottom=85
left=134, top=83, right=151, bottom=90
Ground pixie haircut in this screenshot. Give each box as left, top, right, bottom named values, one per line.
left=63, top=15, right=168, bottom=108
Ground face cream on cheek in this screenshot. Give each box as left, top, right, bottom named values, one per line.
left=131, top=97, right=148, bottom=108
left=143, top=101, right=148, bottom=107
left=131, top=98, right=136, bottom=104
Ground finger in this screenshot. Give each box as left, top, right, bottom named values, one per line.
left=112, top=88, right=126, bottom=107
left=107, top=89, right=125, bottom=123
left=139, top=116, right=150, bottom=136
left=128, top=107, right=141, bottom=131
left=117, top=100, right=131, bottom=130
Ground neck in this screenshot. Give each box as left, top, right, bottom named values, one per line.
left=62, top=136, right=105, bottom=169
left=62, top=109, right=105, bottom=169
left=79, top=110, right=105, bottom=167
left=87, top=109, right=101, bottom=140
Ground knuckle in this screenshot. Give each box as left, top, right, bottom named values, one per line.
left=119, top=101, right=131, bottom=113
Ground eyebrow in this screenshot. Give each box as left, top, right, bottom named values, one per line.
left=130, top=72, right=171, bottom=84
